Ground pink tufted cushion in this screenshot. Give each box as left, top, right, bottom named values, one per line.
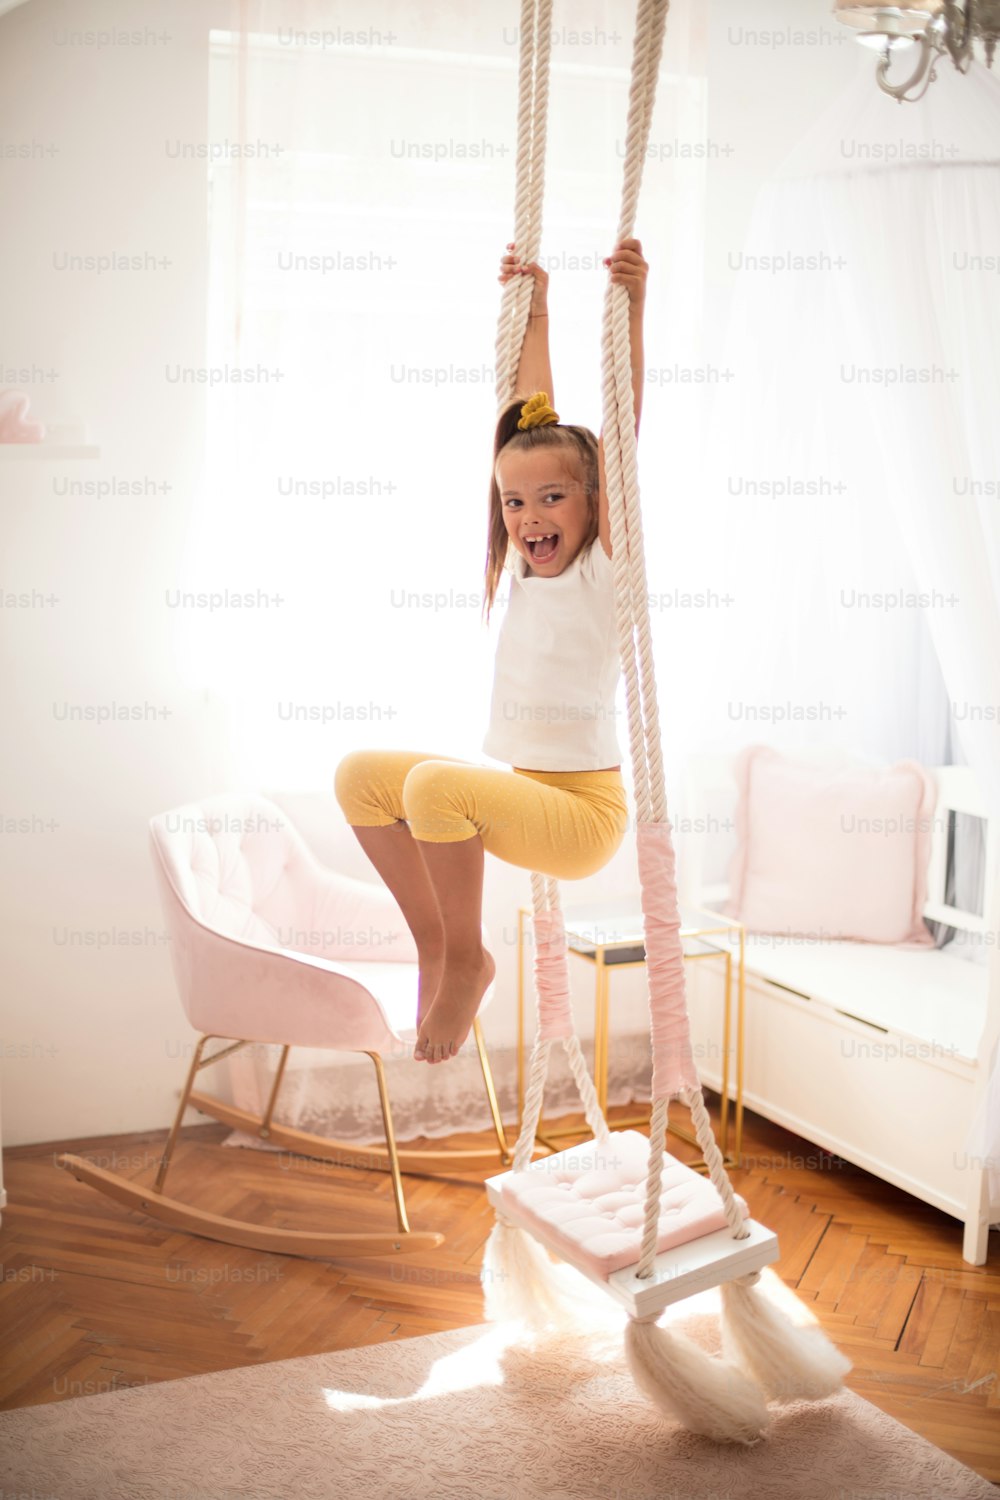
left=150, top=793, right=422, bottom=962
left=498, top=1130, right=749, bottom=1278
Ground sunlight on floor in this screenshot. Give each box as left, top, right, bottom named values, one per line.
left=321, top=1322, right=519, bottom=1412
left=320, top=1268, right=815, bottom=1413
left=320, top=1295, right=656, bottom=1414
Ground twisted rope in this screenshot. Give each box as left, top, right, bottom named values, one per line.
left=505, top=872, right=611, bottom=1175
left=495, top=0, right=554, bottom=405
left=563, top=1035, right=612, bottom=1146
left=495, top=0, right=608, bottom=1179
left=497, top=0, right=748, bottom=1291
left=682, top=1085, right=750, bottom=1239
left=513, top=1036, right=553, bottom=1173
left=594, top=0, right=748, bottom=1281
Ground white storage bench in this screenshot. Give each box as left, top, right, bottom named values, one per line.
left=676, top=749, right=998, bottom=1265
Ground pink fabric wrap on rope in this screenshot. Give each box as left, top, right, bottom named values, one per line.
left=532, top=907, right=575, bottom=1041
left=0, top=389, right=45, bottom=443
left=637, top=819, right=701, bottom=1099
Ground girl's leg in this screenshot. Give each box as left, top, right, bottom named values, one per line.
left=402, top=760, right=627, bottom=1064
left=349, top=823, right=445, bottom=1028
left=334, top=749, right=470, bottom=1027
left=412, top=834, right=494, bottom=1065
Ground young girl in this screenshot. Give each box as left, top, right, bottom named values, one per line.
left=334, top=237, right=648, bottom=1065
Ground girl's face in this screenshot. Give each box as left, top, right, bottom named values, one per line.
left=495, top=445, right=592, bottom=577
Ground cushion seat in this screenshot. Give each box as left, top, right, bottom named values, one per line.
left=497, top=1130, right=749, bottom=1278
left=710, top=929, right=987, bottom=1063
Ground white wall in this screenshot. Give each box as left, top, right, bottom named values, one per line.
left=1, top=0, right=228, bottom=1143
left=0, top=0, right=860, bottom=1145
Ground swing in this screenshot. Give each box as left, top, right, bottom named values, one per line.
left=482, top=0, right=852, bottom=1445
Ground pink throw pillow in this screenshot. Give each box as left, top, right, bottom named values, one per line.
left=723, top=746, right=936, bottom=946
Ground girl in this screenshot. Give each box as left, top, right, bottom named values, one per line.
left=334, top=238, right=648, bottom=1065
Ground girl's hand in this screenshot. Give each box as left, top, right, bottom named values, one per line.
left=604, top=237, right=647, bottom=309
left=499, top=242, right=549, bottom=317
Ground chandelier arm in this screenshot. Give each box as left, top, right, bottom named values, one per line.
left=844, top=0, right=1000, bottom=99
left=875, top=29, right=940, bottom=100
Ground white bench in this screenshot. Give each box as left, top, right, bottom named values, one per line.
left=675, top=747, right=998, bottom=1265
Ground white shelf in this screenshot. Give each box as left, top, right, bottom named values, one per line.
left=0, top=444, right=101, bottom=461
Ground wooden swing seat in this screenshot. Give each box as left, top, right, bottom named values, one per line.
left=485, top=1131, right=780, bottom=1320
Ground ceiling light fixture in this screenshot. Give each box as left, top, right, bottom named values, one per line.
left=834, top=2, right=999, bottom=100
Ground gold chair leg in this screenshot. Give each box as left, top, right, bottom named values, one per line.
left=154, top=1036, right=210, bottom=1193
left=154, top=1034, right=251, bottom=1192
left=259, top=1045, right=291, bottom=1139
left=472, top=1017, right=510, bottom=1162
left=365, top=1051, right=410, bottom=1235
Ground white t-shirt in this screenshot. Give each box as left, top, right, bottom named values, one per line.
left=482, top=538, right=623, bottom=771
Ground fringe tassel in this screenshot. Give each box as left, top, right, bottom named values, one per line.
left=720, top=1272, right=853, bottom=1404
left=482, top=1218, right=612, bottom=1333
left=625, top=1317, right=772, bottom=1446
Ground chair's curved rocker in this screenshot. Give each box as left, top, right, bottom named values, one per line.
left=57, top=793, right=514, bottom=1260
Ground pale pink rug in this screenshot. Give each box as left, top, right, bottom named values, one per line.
left=1, top=1292, right=996, bottom=1500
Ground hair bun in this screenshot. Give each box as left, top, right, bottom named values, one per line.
left=517, top=391, right=560, bottom=430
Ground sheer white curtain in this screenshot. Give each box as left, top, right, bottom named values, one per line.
left=186, top=0, right=709, bottom=1142
left=178, top=0, right=706, bottom=792
left=183, top=1, right=998, bottom=1164
left=703, top=59, right=1000, bottom=1218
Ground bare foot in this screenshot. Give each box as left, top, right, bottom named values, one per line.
left=414, top=947, right=496, bottom=1064
left=416, top=948, right=445, bottom=1031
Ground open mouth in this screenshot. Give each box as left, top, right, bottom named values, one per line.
left=524, top=533, right=559, bottom=562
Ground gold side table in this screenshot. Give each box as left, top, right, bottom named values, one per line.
left=515, top=902, right=746, bottom=1174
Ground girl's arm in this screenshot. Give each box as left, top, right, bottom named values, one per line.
left=598, top=238, right=648, bottom=558
left=499, top=244, right=553, bottom=402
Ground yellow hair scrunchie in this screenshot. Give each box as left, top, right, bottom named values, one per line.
left=517, top=391, right=560, bottom=430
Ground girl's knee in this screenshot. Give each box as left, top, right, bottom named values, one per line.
left=561, top=820, right=629, bottom=881
left=334, top=748, right=396, bottom=821
left=333, top=749, right=368, bottom=806
left=402, top=761, right=475, bottom=841
left=401, top=759, right=452, bottom=801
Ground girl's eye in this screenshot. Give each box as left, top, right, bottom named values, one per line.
left=503, top=493, right=564, bottom=507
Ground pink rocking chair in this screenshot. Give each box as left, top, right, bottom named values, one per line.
left=57, top=793, right=511, bottom=1259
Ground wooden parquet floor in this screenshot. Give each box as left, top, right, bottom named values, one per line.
left=2, top=1096, right=999, bottom=1487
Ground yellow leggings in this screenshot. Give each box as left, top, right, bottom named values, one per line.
left=334, top=749, right=629, bottom=882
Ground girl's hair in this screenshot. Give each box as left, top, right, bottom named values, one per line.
left=482, top=397, right=600, bottom=625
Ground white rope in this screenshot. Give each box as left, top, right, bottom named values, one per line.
left=495, top=0, right=611, bottom=1172
left=597, top=0, right=751, bottom=1280
left=498, top=0, right=747, bottom=1292
left=638, top=1096, right=669, bottom=1273
left=495, top=0, right=554, bottom=406
left=683, top=1085, right=750, bottom=1239
left=562, top=1035, right=612, bottom=1146
left=512, top=1037, right=553, bottom=1173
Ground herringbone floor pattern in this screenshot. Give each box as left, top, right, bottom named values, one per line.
left=2, top=1097, right=998, bottom=1486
